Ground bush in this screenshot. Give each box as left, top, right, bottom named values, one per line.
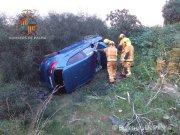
left=107, top=9, right=143, bottom=42
left=130, top=24, right=179, bottom=62
left=0, top=13, right=108, bottom=84
left=0, top=82, right=39, bottom=119
left=162, top=0, right=180, bottom=25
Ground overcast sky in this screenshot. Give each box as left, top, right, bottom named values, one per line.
left=0, top=0, right=167, bottom=26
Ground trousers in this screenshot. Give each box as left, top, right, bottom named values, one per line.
left=107, top=61, right=117, bottom=82
left=122, top=61, right=133, bottom=76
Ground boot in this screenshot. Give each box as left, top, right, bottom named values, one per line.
left=126, top=69, right=132, bottom=77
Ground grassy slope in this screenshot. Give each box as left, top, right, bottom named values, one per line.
left=40, top=63, right=179, bottom=135
left=39, top=24, right=180, bottom=135
left=0, top=24, right=179, bottom=135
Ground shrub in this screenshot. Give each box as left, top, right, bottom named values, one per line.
left=0, top=13, right=108, bottom=84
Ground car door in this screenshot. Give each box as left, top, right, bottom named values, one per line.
left=63, top=51, right=88, bottom=93
left=81, top=46, right=97, bottom=81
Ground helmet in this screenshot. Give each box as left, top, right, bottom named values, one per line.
left=119, top=34, right=125, bottom=39
left=103, top=39, right=110, bottom=45
left=109, top=41, right=115, bottom=45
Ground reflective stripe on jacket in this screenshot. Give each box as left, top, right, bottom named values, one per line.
left=119, top=37, right=131, bottom=46
left=119, top=38, right=125, bottom=46
left=104, top=46, right=118, bottom=62
left=119, top=38, right=131, bottom=52
left=121, top=43, right=134, bottom=62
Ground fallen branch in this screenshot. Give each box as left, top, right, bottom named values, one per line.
left=132, top=103, right=144, bottom=135
left=28, top=85, right=63, bottom=135
left=5, top=97, right=10, bottom=118
left=115, top=95, right=126, bottom=100
left=127, top=92, right=130, bottom=104
left=40, top=103, right=68, bottom=129
left=146, top=73, right=167, bottom=107
left=20, top=97, right=33, bottom=114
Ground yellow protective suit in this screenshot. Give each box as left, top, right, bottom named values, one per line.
left=104, top=46, right=118, bottom=83
left=120, top=38, right=134, bottom=77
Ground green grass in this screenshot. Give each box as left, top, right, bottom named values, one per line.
left=36, top=65, right=179, bottom=135
left=41, top=34, right=180, bottom=133
left=0, top=64, right=179, bottom=135
left=0, top=119, right=26, bottom=135
left=0, top=23, right=179, bottom=135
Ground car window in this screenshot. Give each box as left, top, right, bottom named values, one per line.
left=67, top=52, right=86, bottom=65
left=83, top=46, right=94, bottom=56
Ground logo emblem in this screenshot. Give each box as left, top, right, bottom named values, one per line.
left=18, top=9, right=38, bottom=36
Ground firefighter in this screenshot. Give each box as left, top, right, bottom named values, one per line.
left=103, top=38, right=111, bottom=45
left=118, top=34, right=125, bottom=45
left=120, top=37, right=134, bottom=77
left=103, top=40, right=118, bottom=83
left=118, top=34, right=126, bottom=52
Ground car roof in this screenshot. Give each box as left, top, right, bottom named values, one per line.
left=59, top=35, right=102, bottom=54
left=54, top=35, right=103, bottom=67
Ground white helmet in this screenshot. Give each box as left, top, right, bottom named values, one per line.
left=103, top=39, right=110, bottom=45
left=109, top=41, right=115, bottom=45
left=119, top=34, right=125, bottom=39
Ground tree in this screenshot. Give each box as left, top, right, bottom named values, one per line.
left=106, top=9, right=142, bottom=41
left=0, top=12, right=108, bottom=83
left=37, top=13, right=108, bottom=50
left=162, top=0, right=180, bottom=25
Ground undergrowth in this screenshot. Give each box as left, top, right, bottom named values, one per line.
left=0, top=24, right=179, bottom=135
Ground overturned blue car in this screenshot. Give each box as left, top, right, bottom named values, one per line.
left=40, top=36, right=107, bottom=93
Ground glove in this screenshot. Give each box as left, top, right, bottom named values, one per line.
left=120, top=59, right=125, bottom=64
